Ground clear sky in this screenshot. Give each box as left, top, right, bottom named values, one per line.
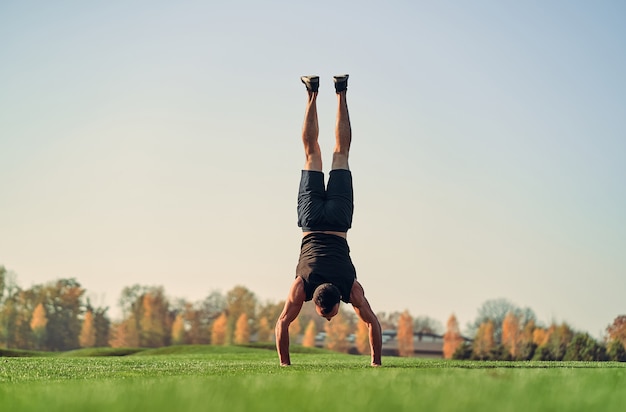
left=1, top=1, right=625, bottom=338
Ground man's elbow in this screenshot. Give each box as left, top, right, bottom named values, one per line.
left=275, top=318, right=290, bottom=335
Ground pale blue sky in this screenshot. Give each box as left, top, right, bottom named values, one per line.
left=1, top=1, right=624, bottom=338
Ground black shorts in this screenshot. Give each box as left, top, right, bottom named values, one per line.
left=297, top=169, right=354, bottom=232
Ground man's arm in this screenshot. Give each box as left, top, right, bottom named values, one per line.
left=275, top=277, right=305, bottom=366
left=350, top=281, right=382, bottom=366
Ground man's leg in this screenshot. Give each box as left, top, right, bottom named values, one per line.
left=301, top=76, right=322, bottom=172
left=332, top=75, right=351, bottom=171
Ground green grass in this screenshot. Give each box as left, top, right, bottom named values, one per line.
left=1, top=346, right=625, bottom=412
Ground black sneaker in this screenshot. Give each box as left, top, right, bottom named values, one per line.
left=301, top=75, right=319, bottom=92
left=333, top=74, right=349, bottom=93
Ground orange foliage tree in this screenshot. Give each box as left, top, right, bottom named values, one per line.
left=109, top=317, right=140, bottom=348
left=211, top=312, right=228, bottom=345
left=79, top=309, right=96, bottom=348
left=256, top=316, right=272, bottom=343
left=30, top=302, right=48, bottom=350
left=289, top=317, right=301, bottom=343
left=533, top=327, right=548, bottom=347
left=355, top=320, right=370, bottom=355
left=324, top=312, right=351, bottom=353
left=302, top=319, right=316, bottom=347
left=171, top=313, right=185, bottom=345
left=607, top=315, right=626, bottom=347
left=472, top=320, right=495, bottom=360
left=140, top=292, right=169, bottom=348
left=397, top=310, right=414, bottom=357
left=502, top=312, right=521, bottom=359
left=443, top=314, right=463, bottom=359
left=234, top=313, right=250, bottom=344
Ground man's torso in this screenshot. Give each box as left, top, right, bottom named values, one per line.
left=296, top=232, right=356, bottom=303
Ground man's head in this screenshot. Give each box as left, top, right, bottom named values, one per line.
left=312, top=283, right=341, bottom=321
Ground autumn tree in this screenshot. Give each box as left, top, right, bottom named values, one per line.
left=109, top=316, right=140, bottom=348
left=257, top=300, right=283, bottom=324
left=397, top=310, right=414, bottom=357
left=607, top=315, right=626, bottom=348
left=302, top=319, right=316, bottom=347
left=502, top=312, right=521, bottom=359
left=325, top=311, right=351, bottom=353
left=472, top=320, right=495, bottom=360
left=355, top=320, right=370, bottom=355
left=79, top=309, right=96, bottom=348
left=234, top=313, right=250, bottom=344
left=225, top=286, right=257, bottom=342
left=533, top=326, right=549, bottom=347
left=257, top=316, right=272, bottom=343
left=211, top=312, right=228, bottom=345
left=289, top=317, right=301, bottom=343
left=171, top=313, right=186, bottom=345
left=139, top=290, right=170, bottom=348
left=518, top=318, right=537, bottom=360
left=469, top=299, right=536, bottom=344
left=30, top=302, right=48, bottom=350
left=443, top=314, right=464, bottom=359
left=183, top=291, right=225, bottom=344
left=533, top=322, right=574, bottom=361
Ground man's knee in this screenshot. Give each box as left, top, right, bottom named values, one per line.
left=305, top=153, right=323, bottom=171
left=331, top=152, right=349, bottom=170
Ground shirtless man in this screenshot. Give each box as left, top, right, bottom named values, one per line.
left=275, top=74, right=382, bottom=367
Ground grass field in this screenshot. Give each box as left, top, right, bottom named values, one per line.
left=1, top=345, right=625, bottom=412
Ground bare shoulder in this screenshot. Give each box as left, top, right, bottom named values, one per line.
left=288, top=277, right=306, bottom=303
left=349, top=280, right=367, bottom=308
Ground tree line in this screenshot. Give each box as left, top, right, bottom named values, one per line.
left=1, top=266, right=624, bottom=361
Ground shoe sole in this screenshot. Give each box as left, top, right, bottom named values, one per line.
left=301, top=75, right=319, bottom=92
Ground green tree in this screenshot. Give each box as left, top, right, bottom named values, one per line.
left=0, top=271, right=25, bottom=348
left=43, top=279, right=85, bottom=351
left=563, top=333, right=605, bottom=361
left=93, top=306, right=111, bottom=347
left=0, top=265, right=6, bottom=302
left=606, top=339, right=626, bottom=362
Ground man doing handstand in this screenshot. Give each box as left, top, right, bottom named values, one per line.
left=275, top=74, right=382, bottom=367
